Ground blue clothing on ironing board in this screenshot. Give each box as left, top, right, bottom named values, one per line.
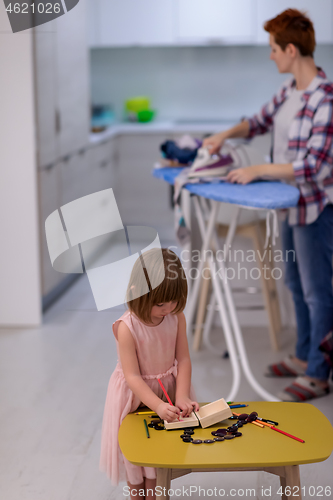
left=160, top=141, right=199, bottom=164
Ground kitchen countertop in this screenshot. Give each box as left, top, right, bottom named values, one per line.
left=89, top=119, right=237, bottom=144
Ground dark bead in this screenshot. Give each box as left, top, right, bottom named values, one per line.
left=224, top=435, right=235, bottom=440
left=237, top=422, right=243, bottom=428
left=204, top=439, right=214, bottom=443
left=192, top=439, right=202, bottom=444
left=227, top=426, right=234, bottom=431
left=184, top=430, right=194, bottom=435
left=238, top=413, right=248, bottom=420
left=214, top=437, right=225, bottom=442
left=234, top=432, right=242, bottom=437
left=215, top=428, right=227, bottom=434
left=148, top=423, right=155, bottom=428
left=182, top=437, right=193, bottom=442
left=229, top=416, right=238, bottom=420
left=154, top=425, right=164, bottom=430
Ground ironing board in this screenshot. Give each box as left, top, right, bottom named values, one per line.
left=153, top=167, right=300, bottom=402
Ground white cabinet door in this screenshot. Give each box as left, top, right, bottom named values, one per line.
left=34, top=21, right=58, bottom=167
left=256, top=0, right=333, bottom=44
left=84, top=140, right=116, bottom=194
left=55, top=0, right=90, bottom=156
left=38, top=165, right=63, bottom=295
left=176, top=0, right=255, bottom=44
left=60, top=153, right=90, bottom=206
left=113, top=134, right=174, bottom=234
left=98, top=0, right=175, bottom=46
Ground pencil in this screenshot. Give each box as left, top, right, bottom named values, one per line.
left=157, top=378, right=173, bottom=406
left=157, top=378, right=181, bottom=421
left=255, top=419, right=273, bottom=428
left=144, top=419, right=150, bottom=438
left=135, top=410, right=158, bottom=416
left=251, top=420, right=264, bottom=428
left=256, top=417, right=279, bottom=426
left=270, top=426, right=305, bottom=443
left=229, top=404, right=248, bottom=409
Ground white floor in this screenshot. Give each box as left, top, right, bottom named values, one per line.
left=1, top=253, right=333, bottom=500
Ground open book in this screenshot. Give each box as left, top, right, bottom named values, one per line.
left=164, top=398, right=232, bottom=430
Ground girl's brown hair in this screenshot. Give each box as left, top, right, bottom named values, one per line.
left=126, top=248, right=187, bottom=324
left=264, top=8, right=315, bottom=57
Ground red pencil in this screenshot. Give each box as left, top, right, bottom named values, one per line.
left=157, top=378, right=181, bottom=420
left=270, top=426, right=305, bottom=443
left=157, top=378, right=173, bottom=406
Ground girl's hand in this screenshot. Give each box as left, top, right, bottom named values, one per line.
left=226, top=165, right=263, bottom=185
left=202, top=132, right=227, bottom=155
left=156, top=402, right=180, bottom=422
left=175, top=397, right=200, bottom=418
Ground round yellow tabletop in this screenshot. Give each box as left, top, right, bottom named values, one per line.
left=119, top=402, right=333, bottom=470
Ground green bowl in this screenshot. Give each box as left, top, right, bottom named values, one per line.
left=137, top=109, right=155, bottom=122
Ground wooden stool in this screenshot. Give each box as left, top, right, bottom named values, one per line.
left=193, top=219, right=282, bottom=352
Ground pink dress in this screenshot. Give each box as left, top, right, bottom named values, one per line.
left=100, top=310, right=194, bottom=486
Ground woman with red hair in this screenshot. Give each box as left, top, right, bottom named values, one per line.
left=204, top=9, right=333, bottom=402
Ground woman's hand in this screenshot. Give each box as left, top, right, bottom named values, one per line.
left=227, top=165, right=263, bottom=184
left=175, top=396, right=200, bottom=418
left=156, top=401, right=180, bottom=422
left=202, top=132, right=227, bottom=155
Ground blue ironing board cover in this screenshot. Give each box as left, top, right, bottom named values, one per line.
left=153, top=167, right=300, bottom=209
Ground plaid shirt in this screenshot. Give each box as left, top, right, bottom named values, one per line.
left=247, top=68, right=333, bottom=225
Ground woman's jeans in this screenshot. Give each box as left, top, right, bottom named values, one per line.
left=282, top=204, right=333, bottom=381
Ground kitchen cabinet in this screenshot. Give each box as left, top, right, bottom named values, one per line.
left=113, top=134, right=174, bottom=236
left=88, top=0, right=333, bottom=47
left=176, top=0, right=255, bottom=44
left=256, top=0, right=333, bottom=44
left=97, top=0, right=175, bottom=47
left=38, top=164, right=64, bottom=296
left=39, top=138, right=116, bottom=302
left=55, top=1, right=90, bottom=157
left=34, top=0, right=90, bottom=166
left=34, top=20, right=58, bottom=167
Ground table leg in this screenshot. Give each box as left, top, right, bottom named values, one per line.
left=280, top=465, right=302, bottom=500
left=156, top=468, right=172, bottom=500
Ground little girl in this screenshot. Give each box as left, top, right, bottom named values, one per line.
left=100, top=247, right=199, bottom=499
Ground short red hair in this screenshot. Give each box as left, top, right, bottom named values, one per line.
left=264, top=8, right=315, bottom=57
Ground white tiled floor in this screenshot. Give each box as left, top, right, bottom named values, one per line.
left=0, top=254, right=332, bottom=499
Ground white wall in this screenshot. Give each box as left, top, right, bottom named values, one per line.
left=90, top=45, right=333, bottom=121
left=0, top=4, right=41, bottom=326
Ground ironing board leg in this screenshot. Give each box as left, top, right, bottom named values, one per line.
left=185, top=200, right=220, bottom=337
left=202, top=291, right=219, bottom=353
left=208, top=255, right=240, bottom=401
left=219, top=255, right=280, bottom=401
left=181, top=189, right=192, bottom=295
left=192, top=262, right=210, bottom=351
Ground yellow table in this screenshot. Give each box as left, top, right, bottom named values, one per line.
left=119, top=402, right=333, bottom=500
